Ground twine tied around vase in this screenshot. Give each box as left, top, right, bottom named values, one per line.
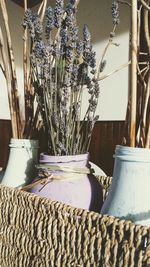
left=22, top=163, right=93, bottom=191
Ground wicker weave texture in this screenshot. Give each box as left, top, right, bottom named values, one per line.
left=0, top=176, right=150, bottom=267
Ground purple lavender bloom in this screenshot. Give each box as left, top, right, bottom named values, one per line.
left=53, top=43, right=61, bottom=57
left=23, top=9, right=32, bottom=27
left=34, top=41, right=46, bottom=59
left=112, top=0, right=120, bottom=25
left=66, top=2, right=75, bottom=15
left=88, top=115, right=99, bottom=134
left=83, top=47, right=96, bottom=69
left=93, top=81, right=100, bottom=98
left=23, top=9, right=35, bottom=38
left=89, top=98, right=98, bottom=112
left=100, top=60, right=106, bottom=72
left=71, top=64, right=79, bottom=86
left=32, top=14, right=42, bottom=40
left=83, top=24, right=91, bottom=45
left=63, top=74, right=71, bottom=87
left=68, top=0, right=76, bottom=6
left=89, top=50, right=96, bottom=68
left=54, top=0, right=64, bottom=28
left=85, top=76, right=93, bottom=91
left=52, top=112, right=59, bottom=129
left=66, top=47, right=74, bottom=61
left=23, top=10, right=42, bottom=40
left=45, top=7, right=54, bottom=38
left=76, top=41, right=83, bottom=57
left=69, top=25, right=78, bottom=44
left=60, top=28, right=68, bottom=45
left=82, top=25, right=96, bottom=69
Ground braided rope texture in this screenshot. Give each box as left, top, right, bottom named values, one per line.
left=0, top=176, right=150, bottom=267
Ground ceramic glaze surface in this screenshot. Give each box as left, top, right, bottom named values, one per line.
left=28, top=153, right=103, bottom=212
left=1, top=139, right=39, bottom=188
left=101, top=145, right=150, bottom=226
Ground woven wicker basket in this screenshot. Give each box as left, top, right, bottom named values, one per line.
left=0, top=176, right=150, bottom=267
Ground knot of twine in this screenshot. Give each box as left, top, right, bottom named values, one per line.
left=22, top=163, right=93, bottom=191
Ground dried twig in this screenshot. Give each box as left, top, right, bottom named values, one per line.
left=140, top=0, right=150, bottom=11
left=40, top=0, right=47, bottom=23
left=38, top=1, right=44, bottom=15
left=118, top=0, right=131, bottom=6
left=23, top=0, right=28, bottom=132
left=145, top=119, right=150, bottom=147
left=130, top=0, right=138, bottom=147
left=98, top=61, right=131, bottom=81
left=97, top=25, right=117, bottom=81
left=0, top=26, right=18, bottom=137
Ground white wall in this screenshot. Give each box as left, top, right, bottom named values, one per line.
left=0, top=0, right=130, bottom=120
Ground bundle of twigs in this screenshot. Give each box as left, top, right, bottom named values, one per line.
left=124, top=0, right=150, bottom=148
left=0, top=0, right=23, bottom=138
left=0, top=0, right=50, bottom=139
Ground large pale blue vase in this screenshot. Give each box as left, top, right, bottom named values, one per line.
left=101, top=145, right=150, bottom=226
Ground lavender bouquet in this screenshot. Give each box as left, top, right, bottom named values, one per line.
left=23, top=0, right=120, bottom=156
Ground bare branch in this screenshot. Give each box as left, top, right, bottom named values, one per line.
left=140, top=0, right=150, bottom=11
left=98, top=61, right=131, bottom=81
left=118, top=0, right=131, bottom=7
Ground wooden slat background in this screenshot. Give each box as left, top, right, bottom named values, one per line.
left=0, top=120, right=125, bottom=176
left=11, top=0, right=41, bottom=8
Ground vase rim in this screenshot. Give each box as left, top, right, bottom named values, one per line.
left=114, top=145, right=150, bottom=162
left=116, top=145, right=150, bottom=152
left=39, top=152, right=89, bottom=163
left=9, top=138, right=39, bottom=148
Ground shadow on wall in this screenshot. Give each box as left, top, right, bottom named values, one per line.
left=76, top=0, right=130, bottom=43
left=34, top=0, right=130, bottom=42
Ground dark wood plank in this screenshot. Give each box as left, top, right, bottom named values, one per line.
left=11, top=0, right=41, bottom=8
left=0, top=120, right=12, bottom=169
left=89, top=121, right=124, bottom=176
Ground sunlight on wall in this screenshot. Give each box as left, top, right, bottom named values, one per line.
left=0, top=0, right=130, bottom=120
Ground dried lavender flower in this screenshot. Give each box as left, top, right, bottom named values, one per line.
left=93, top=81, right=100, bottom=98
left=66, top=2, right=75, bottom=15
left=60, top=28, right=68, bottom=45
left=32, top=14, right=42, bottom=39
left=76, top=41, right=83, bottom=57
left=69, top=25, right=78, bottom=45
left=99, top=60, right=106, bottom=72
left=33, top=41, right=46, bottom=59
left=88, top=98, right=98, bottom=112
left=52, top=112, right=59, bottom=129
left=23, top=10, right=42, bottom=40
left=111, top=0, right=120, bottom=25
left=23, top=9, right=35, bottom=38
left=23, top=9, right=32, bottom=27
left=54, top=0, right=64, bottom=28
left=83, top=24, right=91, bottom=46
left=45, top=6, right=54, bottom=38
left=71, top=64, right=79, bottom=86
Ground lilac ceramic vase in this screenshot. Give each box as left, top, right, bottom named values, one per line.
left=27, top=153, right=103, bottom=212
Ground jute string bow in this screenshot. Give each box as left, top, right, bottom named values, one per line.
left=22, top=164, right=93, bottom=191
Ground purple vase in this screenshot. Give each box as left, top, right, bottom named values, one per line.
left=27, top=153, right=103, bottom=212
